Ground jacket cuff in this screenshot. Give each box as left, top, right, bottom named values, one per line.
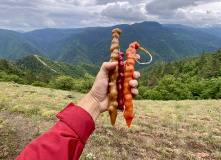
left=56, top=102, right=95, bottom=143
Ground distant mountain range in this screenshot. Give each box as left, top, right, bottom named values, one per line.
left=162, top=24, right=221, bottom=38
left=1, top=21, right=221, bottom=70
left=0, top=29, right=47, bottom=60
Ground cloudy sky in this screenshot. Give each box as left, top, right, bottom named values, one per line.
left=1, top=0, right=221, bottom=31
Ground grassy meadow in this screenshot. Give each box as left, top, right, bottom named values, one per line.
left=0, top=82, right=221, bottom=159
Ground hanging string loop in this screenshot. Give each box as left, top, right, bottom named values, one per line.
left=136, top=47, right=152, bottom=64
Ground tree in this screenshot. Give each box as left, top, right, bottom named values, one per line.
left=0, top=59, right=9, bottom=70
left=148, top=71, right=158, bottom=89
left=38, top=72, right=51, bottom=83
left=53, top=75, right=74, bottom=90
left=164, top=62, right=173, bottom=75
left=199, top=51, right=206, bottom=70
left=25, top=71, right=36, bottom=84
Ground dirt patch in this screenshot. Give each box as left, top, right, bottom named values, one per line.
left=0, top=111, right=40, bottom=159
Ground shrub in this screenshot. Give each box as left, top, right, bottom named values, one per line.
left=32, top=81, right=47, bottom=87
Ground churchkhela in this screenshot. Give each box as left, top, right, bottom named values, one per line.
left=123, top=42, right=139, bottom=128
left=108, top=28, right=152, bottom=128
left=117, top=51, right=125, bottom=111
left=108, top=28, right=122, bottom=126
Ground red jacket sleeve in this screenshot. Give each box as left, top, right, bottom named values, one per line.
left=16, top=102, right=95, bottom=160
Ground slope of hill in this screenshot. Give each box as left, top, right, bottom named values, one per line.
left=13, top=54, right=100, bottom=78
left=22, top=28, right=89, bottom=60
left=1, top=81, right=221, bottom=159
left=138, top=49, right=221, bottom=100
left=1, top=82, right=220, bottom=159
left=0, top=29, right=47, bottom=60
left=0, top=55, right=99, bottom=92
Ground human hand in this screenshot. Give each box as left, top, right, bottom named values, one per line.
left=78, top=54, right=140, bottom=121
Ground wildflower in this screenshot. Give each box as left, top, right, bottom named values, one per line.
left=86, top=153, right=96, bottom=159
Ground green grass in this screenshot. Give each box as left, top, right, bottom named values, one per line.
left=0, top=82, right=221, bottom=159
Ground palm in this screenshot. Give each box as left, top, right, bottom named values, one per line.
left=90, top=60, right=140, bottom=114
left=90, top=64, right=110, bottom=112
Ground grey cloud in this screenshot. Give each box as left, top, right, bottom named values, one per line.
left=0, top=0, right=90, bottom=30
left=145, top=0, right=220, bottom=17
left=1, top=0, right=42, bottom=8
left=0, top=0, right=220, bottom=31
left=54, top=0, right=90, bottom=6
left=95, top=0, right=149, bottom=5
left=101, top=3, right=146, bottom=22
left=95, top=0, right=127, bottom=5
left=145, top=0, right=203, bottom=17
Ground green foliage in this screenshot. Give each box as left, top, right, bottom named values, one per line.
left=0, top=56, right=97, bottom=94
left=51, top=73, right=95, bottom=92
left=139, top=49, right=221, bottom=100
left=31, top=81, right=48, bottom=87
left=72, top=73, right=95, bottom=93
left=14, top=55, right=99, bottom=78
left=0, top=59, right=26, bottom=83
left=53, top=75, right=74, bottom=90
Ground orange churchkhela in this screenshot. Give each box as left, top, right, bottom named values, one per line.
left=123, top=41, right=140, bottom=128
left=108, top=28, right=122, bottom=126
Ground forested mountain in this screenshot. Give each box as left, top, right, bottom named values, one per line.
left=13, top=54, right=100, bottom=78
left=24, top=22, right=221, bottom=68
left=0, top=29, right=48, bottom=60
left=137, top=49, right=221, bottom=100
left=0, top=55, right=99, bottom=92
left=163, top=24, right=221, bottom=38
left=22, top=28, right=90, bottom=60
left=1, top=21, right=221, bottom=70
left=1, top=48, right=221, bottom=99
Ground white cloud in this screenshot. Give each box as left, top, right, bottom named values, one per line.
left=0, top=0, right=220, bottom=31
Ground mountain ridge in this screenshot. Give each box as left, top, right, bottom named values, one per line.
left=0, top=29, right=48, bottom=60
left=1, top=21, right=221, bottom=70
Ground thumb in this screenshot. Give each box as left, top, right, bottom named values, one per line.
left=102, top=62, right=118, bottom=74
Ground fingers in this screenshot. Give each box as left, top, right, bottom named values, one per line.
left=131, top=88, right=139, bottom=97
left=99, top=61, right=140, bottom=98
left=129, top=80, right=138, bottom=88
left=129, top=79, right=139, bottom=98
left=133, top=71, right=140, bottom=79
left=135, top=54, right=140, bottom=61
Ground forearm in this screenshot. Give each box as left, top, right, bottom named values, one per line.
left=16, top=103, right=95, bottom=160
left=77, top=91, right=102, bottom=121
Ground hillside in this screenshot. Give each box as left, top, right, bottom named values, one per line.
left=22, top=28, right=89, bottom=60
left=0, top=55, right=99, bottom=93
left=0, top=29, right=47, bottom=60
left=163, top=24, right=221, bottom=38
left=1, top=21, right=221, bottom=70
left=0, top=82, right=221, bottom=159
left=2, top=48, right=221, bottom=100
left=31, top=22, right=221, bottom=68
left=13, top=54, right=100, bottom=78
left=138, top=49, right=221, bottom=100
